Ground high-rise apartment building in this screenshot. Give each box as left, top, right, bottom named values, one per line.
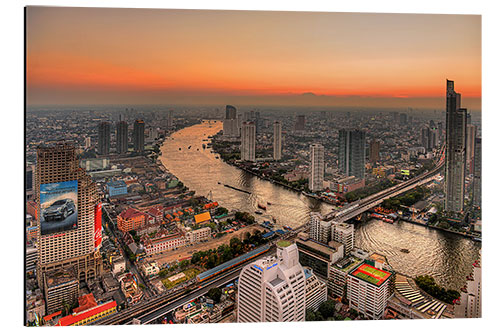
left=347, top=261, right=393, bottom=320
left=35, top=144, right=102, bottom=311
left=304, top=268, right=327, bottom=312
left=473, top=137, right=481, bottom=207
left=84, top=136, right=91, bottom=149
left=309, top=144, right=324, bottom=192
left=223, top=105, right=238, bottom=137
left=237, top=241, right=306, bottom=322
left=466, top=124, right=477, bottom=174
left=445, top=80, right=467, bottom=212
left=133, top=119, right=145, bottom=153
left=116, top=120, right=128, bottom=155
left=240, top=121, right=256, bottom=162
left=331, top=222, right=354, bottom=255
left=97, top=121, right=111, bottom=155
left=369, top=139, right=380, bottom=164
left=339, top=129, right=366, bottom=180
left=166, top=110, right=174, bottom=130
left=295, top=115, right=306, bottom=131
left=273, top=121, right=282, bottom=161
left=309, top=212, right=331, bottom=244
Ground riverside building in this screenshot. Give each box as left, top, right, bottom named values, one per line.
left=309, top=144, right=324, bottom=192
left=273, top=121, right=282, bottom=161
left=237, top=240, right=306, bottom=322
left=240, top=121, right=256, bottom=162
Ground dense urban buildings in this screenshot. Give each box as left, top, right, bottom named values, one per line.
left=273, top=121, right=282, bottom=161
left=309, top=144, right=324, bottom=192
left=97, top=121, right=111, bottom=155
left=445, top=80, right=467, bottom=212
left=294, top=115, right=306, bottom=131
left=240, top=121, right=256, bottom=162
left=338, top=129, right=366, bottom=180
left=237, top=241, right=306, bottom=322
left=133, top=119, right=145, bottom=153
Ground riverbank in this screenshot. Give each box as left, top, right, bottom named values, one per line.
left=397, top=216, right=480, bottom=242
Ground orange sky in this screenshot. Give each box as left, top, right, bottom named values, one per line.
left=26, top=7, right=481, bottom=109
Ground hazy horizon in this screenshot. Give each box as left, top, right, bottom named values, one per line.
left=26, top=7, right=481, bottom=110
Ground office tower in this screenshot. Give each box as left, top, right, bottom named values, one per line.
left=133, top=119, right=145, bottom=153
left=97, top=121, right=111, bottom=155
left=309, top=144, right=324, bottom=192
left=399, top=113, right=408, bottom=125
left=295, top=115, right=306, bottom=131
left=338, top=129, right=366, bottom=180
left=473, top=137, right=481, bottom=207
left=445, top=80, right=467, bottom=212
left=35, top=144, right=102, bottom=311
left=331, top=222, right=354, bottom=255
left=26, top=163, right=34, bottom=200
left=369, top=139, right=380, bottom=164
left=84, top=136, right=91, bottom=149
left=297, top=231, right=344, bottom=281
left=456, top=252, right=481, bottom=318
left=240, top=121, right=256, bottom=162
left=273, top=121, right=282, bottom=161
left=304, top=268, right=328, bottom=312
left=166, top=109, right=174, bottom=130
left=309, top=212, right=331, bottom=244
left=466, top=124, right=477, bottom=174
left=254, top=111, right=261, bottom=133
left=225, top=105, right=237, bottom=119
left=237, top=113, right=243, bottom=136
left=116, top=120, right=128, bottom=155
left=421, top=126, right=437, bottom=151
left=223, top=105, right=238, bottom=137
left=237, top=241, right=306, bottom=322
left=421, top=127, right=429, bottom=148
left=438, top=122, right=444, bottom=139
left=347, top=261, right=393, bottom=319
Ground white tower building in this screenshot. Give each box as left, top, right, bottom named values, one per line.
left=237, top=241, right=306, bottom=322
left=331, top=222, right=354, bottom=255
left=240, top=121, right=256, bottom=162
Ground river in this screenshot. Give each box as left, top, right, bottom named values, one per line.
left=159, top=120, right=481, bottom=290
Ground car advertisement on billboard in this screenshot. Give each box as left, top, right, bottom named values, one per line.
left=40, top=180, right=78, bottom=235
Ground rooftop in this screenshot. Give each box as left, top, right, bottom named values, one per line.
left=277, top=240, right=292, bottom=248
left=334, top=256, right=363, bottom=273
left=349, top=263, right=392, bottom=286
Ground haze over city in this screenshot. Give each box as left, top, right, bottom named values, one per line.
left=27, top=7, right=481, bottom=109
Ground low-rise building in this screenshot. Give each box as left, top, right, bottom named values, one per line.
left=186, top=227, right=211, bottom=244
left=107, top=180, right=128, bottom=197
left=56, top=293, right=117, bottom=326
left=141, top=231, right=186, bottom=255
left=117, top=207, right=147, bottom=232
left=141, top=261, right=160, bottom=278
left=111, top=255, right=126, bottom=276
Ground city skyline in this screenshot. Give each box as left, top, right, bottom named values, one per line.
left=27, top=7, right=481, bottom=109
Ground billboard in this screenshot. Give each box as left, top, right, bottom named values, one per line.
left=94, top=203, right=103, bottom=249
left=401, top=169, right=410, bottom=176
left=40, top=180, right=78, bottom=235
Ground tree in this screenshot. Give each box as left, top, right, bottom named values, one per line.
left=138, top=283, right=145, bottom=290
left=215, top=207, right=228, bottom=216
left=318, top=300, right=336, bottom=319
left=179, top=260, right=189, bottom=270
left=207, top=287, right=222, bottom=303
left=305, top=309, right=316, bottom=321
left=230, top=237, right=243, bottom=255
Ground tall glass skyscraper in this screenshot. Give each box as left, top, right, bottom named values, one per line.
left=445, top=80, right=467, bottom=212
left=338, top=129, right=366, bottom=180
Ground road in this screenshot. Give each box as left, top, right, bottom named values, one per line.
left=325, top=146, right=445, bottom=223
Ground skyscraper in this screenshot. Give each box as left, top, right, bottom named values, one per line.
left=273, top=121, right=282, bottom=161
left=295, top=115, right=306, bottom=131
left=240, top=121, right=256, bottom=162
left=97, top=121, right=111, bottom=155
left=133, top=119, right=145, bottom=153
left=237, top=241, right=306, bottom=322
left=35, top=144, right=102, bottom=311
left=116, top=120, right=128, bottom=155
left=473, top=137, right=481, bottom=207
left=223, top=105, right=238, bottom=137
left=369, top=139, right=380, bottom=164
left=309, top=144, right=324, bottom=192
left=445, top=80, right=467, bottom=212
left=166, top=109, right=174, bottom=130
left=339, top=129, right=366, bottom=180
left=466, top=124, right=477, bottom=174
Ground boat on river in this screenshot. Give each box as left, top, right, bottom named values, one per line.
left=258, top=203, right=267, bottom=210
left=255, top=210, right=263, bottom=215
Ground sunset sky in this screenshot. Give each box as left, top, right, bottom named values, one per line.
left=26, top=7, right=481, bottom=109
